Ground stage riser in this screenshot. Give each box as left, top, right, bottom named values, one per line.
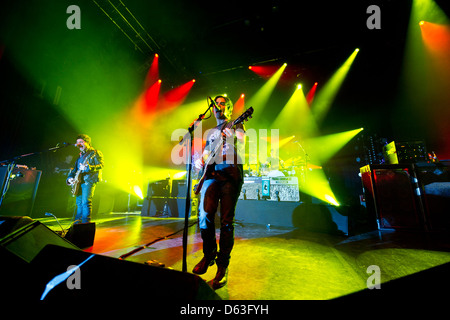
left=235, top=200, right=349, bottom=235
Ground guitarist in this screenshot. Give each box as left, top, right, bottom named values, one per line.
left=192, top=95, right=245, bottom=290
left=66, top=134, right=104, bottom=224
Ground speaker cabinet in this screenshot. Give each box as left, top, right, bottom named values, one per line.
left=172, top=179, right=188, bottom=198
left=360, top=164, right=425, bottom=230
left=0, top=216, right=34, bottom=238
left=30, top=244, right=220, bottom=301
left=65, top=222, right=96, bottom=249
left=0, top=220, right=79, bottom=263
left=147, top=179, right=170, bottom=197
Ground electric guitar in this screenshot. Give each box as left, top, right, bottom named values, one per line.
left=69, top=151, right=95, bottom=196
left=193, top=107, right=254, bottom=195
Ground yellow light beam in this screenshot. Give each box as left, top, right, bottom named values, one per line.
left=300, top=168, right=340, bottom=206
left=311, top=49, right=360, bottom=124
left=248, top=63, right=287, bottom=127
left=304, top=128, right=364, bottom=164
left=271, top=84, right=319, bottom=138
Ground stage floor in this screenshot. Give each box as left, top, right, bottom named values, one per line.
left=38, top=211, right=450, bottom=301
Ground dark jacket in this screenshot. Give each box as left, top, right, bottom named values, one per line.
left=67, top=148, right=104, bottom=184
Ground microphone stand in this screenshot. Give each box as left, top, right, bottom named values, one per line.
left=178, top=102, right=212, bottom=273
left=0, top=143, right=72, bottom=210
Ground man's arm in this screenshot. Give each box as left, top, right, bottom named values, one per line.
left=88, top=150, right=104, bottom=172
left=80, top=150, right=104, bottom=173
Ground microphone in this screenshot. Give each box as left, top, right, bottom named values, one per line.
left=59, top=142, right=78, bottom=147
left=208, top=96, right=221, bottom=113
left=56, top=142, right=71, bottom=148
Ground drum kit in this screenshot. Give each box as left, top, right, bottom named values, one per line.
left=243, top=156, right=319, bottom=181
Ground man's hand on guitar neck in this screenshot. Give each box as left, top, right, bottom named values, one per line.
left=223, top=128, right=245, bottom=142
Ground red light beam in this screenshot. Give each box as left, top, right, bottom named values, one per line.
left=144, top=53, right=159, bottom=88
left=306, top=82, right=318, bottom=105
left=161, top=79, right=196, bottom=110
left=233, top=93, right=245, bottom=115
left=144, top=79, right=161, bottom=113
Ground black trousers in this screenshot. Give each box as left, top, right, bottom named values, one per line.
left=198, top=165, right=243, bottom=267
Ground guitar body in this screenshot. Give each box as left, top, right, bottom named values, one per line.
left=69, top=151, right=95, bottom=196
left=193, top=165, right=212, bottom=195
left=193, top=107, right=253, bottom=195
left=71, top=171, right=82, bottom=196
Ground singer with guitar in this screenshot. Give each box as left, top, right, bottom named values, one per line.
left=66, top=134, right=104, bottom=224
left=192, top=95, right=249, bottom=290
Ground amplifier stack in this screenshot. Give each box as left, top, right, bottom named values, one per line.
left=141, top=179, right=198, bottom=218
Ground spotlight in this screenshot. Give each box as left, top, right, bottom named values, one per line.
left=297, top=84, right=302, bottom=90
left=419, top=20, right=425, bottom=26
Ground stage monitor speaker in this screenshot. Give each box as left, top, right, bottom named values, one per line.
left=0, top=215, right=34, bottom=238
left=360, top=164, right=424, bottom=230
left=30, top=244, right=220, bottom=301
left=336, top=261, right=450, bottom=301
left=65, top=222, right=96, bottom=249
left=0, top=220, right=79, bottom=263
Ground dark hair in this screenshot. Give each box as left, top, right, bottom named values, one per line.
left=76, top=134, right=91, bottom=145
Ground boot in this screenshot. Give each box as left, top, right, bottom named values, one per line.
left=192, top=251, right=216, bottom=275
left=212, top=265, right=228, bottom=289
